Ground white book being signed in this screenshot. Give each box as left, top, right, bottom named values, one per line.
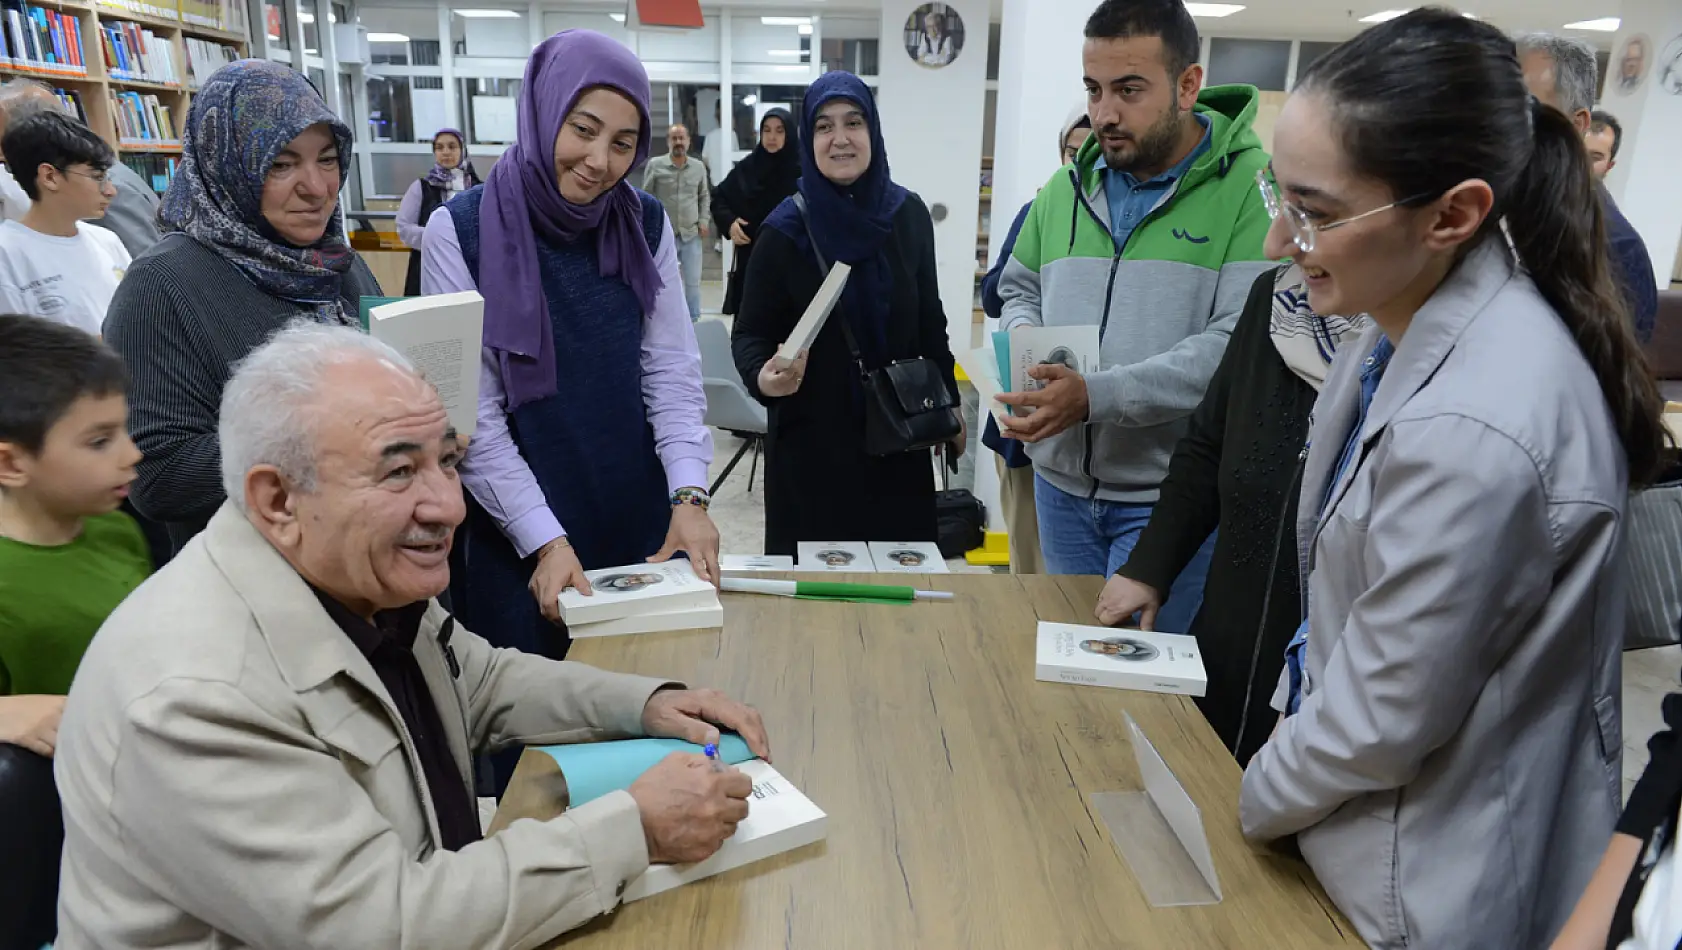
left=557, top=560, right=719, bottom=626
left=796, top=541, right=874, bottom=572
left=1034, top=622, right=1207, bottom=697
left=775, top=262, right=851, bottom=368
left=368, top=291, right=484, bottom=437
left=569, top=604, right=724, bottom=639
left=625, top=759, right=827, bottom=903
left=868, top=541, right=949, bottom=574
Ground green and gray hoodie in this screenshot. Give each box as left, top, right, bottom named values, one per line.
left=998, top=84, right=1273, bottom=503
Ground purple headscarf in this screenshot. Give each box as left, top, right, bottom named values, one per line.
left=480, top=30, right=662, bottom=409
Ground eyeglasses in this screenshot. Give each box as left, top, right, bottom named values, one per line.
left=1255, top=168, right=1434, bottom=253
left=64, top=167, right=111, bottom=187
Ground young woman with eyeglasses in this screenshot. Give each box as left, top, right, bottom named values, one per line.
left=1235, top=10, right=1665, bottom=949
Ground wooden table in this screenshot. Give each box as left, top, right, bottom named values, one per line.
left=494, top=574, right=1359, bottom=948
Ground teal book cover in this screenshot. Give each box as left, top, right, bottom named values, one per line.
left=358, top=295, right=409, bottom=331
left=535, top=735, right=755, bottom=808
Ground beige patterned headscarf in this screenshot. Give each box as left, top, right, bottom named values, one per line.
left=1268, top=264, right=1372, bottom=390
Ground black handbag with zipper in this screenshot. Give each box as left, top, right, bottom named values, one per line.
left=792, top=194, right=960, bottom=457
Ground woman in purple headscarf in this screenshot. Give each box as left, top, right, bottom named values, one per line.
left=398, top=128, right=481, bottom=294
left=420, top=31, right=716, bottom=669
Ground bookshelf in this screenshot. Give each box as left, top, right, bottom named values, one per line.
left=0, top=0, right=248, bottom=193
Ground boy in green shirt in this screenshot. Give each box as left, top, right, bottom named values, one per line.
left=0, top=314, right=149, bottom=757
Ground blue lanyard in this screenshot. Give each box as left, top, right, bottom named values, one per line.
left=1285, top=337, right=1394, bottom=716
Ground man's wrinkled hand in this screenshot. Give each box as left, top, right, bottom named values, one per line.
left=629, top=753, right=752, bottom=864
left=994, top=363, right=1089, bottom=443
left=642, top=687, right=771, bottom=761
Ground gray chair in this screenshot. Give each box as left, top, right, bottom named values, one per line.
left=695, top=319, right=768, bottom=494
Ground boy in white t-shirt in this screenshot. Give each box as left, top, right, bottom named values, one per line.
left=0, top=110, right=129, bottom=336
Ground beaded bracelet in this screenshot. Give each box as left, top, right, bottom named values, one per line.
left=671, top=487, right=712, bottom=511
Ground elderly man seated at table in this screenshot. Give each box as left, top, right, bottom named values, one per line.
left=53, top=321, right=770, bottom=949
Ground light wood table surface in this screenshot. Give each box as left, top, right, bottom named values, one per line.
left=494, top=574, right=1359, bottom=949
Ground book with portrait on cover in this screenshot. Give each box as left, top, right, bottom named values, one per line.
left=557, top=559, right=720, bottom=626
left=1034, top=622, right=1207, bottom=696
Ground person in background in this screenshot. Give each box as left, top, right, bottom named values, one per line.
left=0, top=80, right=161, bottom=254
left=104, top=60, right=381, bottom=556
left=1550, top=669, right=1681, bottom=950
left=421, top=31, right=716, bottom=676
left=396, top=127, right=481, bottom=295
left=643, top=122, right=711, bottom=321
left=979, top=106, right=1091, bottom=575
left=0, top=316, right=149, bottom=950
left=1518, top=32, right=1658, bottom=344
left=916, top=10, right=956, bottom=67
left=1094, top=261, right=1368, bottom=765
left=711, top=108, right=799, bottom=316
left=994, top=0, right=1272, bottom=630
left=1238, top=12, right=1665, bottom=947
left=53, top=322, right=768, bottom=950
left=0, top=111, right=129, bottom=335
left=731, top=72, right=960, bottom=556
left=1587, top=109, right=1623, bottom=181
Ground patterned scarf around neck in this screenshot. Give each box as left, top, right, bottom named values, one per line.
left=158, top=59, right=356, bottom=325
left=1269, top=263, right=1372, bottom=390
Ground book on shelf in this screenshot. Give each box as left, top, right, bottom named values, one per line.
left=569, top=603, right=724, bottom=639
left=121, top=151, right=178, bottom=195
left=0, top=3, right=89, bottom=77
left=868, top=541, right=948, bottom=574
left=183, top=35, right=237, bottom=88
left=524, top=737, right=826, bottom=903
left=103, top=21, right=180, bottom=85
left=775, top=261, right=850, bottom=369
left=557, top=559, right=719, bottom=626
left=1034, top=622, right=1207, bottom=696
left=720, top=554, right=795, bottom=573
left=796, top=540, right=873, bottom=572
left=52, top=87, right=88, bottom=124
left=97, top=0, right=176, bottom=21
left=109, top=90, right=178, bottom=146
left=366, top=292, right=484, bottom=438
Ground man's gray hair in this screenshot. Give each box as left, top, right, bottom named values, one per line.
left=219, top=320, right=417, bottom=512
left=0, top=78, right=56, bottom=123
left=1514, top=32, right=1599, bottom=117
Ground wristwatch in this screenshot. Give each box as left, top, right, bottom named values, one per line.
left=671, top=487, right=712, bottom=511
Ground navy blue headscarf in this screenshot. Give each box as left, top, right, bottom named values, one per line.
left=764, top=71, right=908, bottom=361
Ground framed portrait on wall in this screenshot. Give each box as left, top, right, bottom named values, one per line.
left=1614, top=33, right=1653, bottom=95
left=903, top=3, right=965, bottom=69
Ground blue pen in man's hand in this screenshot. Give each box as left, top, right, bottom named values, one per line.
left=703, top=742, right=727, bottom=773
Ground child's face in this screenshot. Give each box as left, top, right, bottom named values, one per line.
left=0, top=393, right=140, bottom=518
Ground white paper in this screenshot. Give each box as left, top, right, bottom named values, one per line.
left=1124, top=711, right=1220, bottom=900
left=720, top=554, right=795, bottom=572
left=776, top=262, right=851, bottom=367
left=955, top=345, right=1008, bottom=427
left=569, top=603, right=724, bottom=639
left=624, top=759, right=827, bottom=902
left=796, top=541, right=874, bottom=572
left=1034, top=622, right=1207, bottom=696
left=1008, top=326, right=1100, bottom=414
left=868, top=541, right=949, bottom=574
left=558, top=560, right=720, bottom=626
left=369, top=292, right=485, bottom=438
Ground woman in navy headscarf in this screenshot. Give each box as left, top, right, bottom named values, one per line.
left=731, top=71, right=960, bottom=557
left=421, top=31, right=716, bottom=669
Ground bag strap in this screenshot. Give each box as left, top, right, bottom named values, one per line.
left=791, top=192, right=868, bottom=373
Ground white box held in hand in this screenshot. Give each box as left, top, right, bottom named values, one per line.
left=1034, top=622, right=1207, bottom=697
left=796, top=541, right=873, bottom=572
left=775, top=262, right=851, bottom=368
left=557, top=560, right=719, bottom=627
left=625, top=758, right=827, bottom=903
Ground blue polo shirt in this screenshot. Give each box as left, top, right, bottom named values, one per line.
left=1098, top=113, right=1211, bottom=251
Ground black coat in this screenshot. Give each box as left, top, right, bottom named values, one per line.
left=731, top=194, right=957, bottom=557
left=712, top=149, right=800, bottom=315
left=1116, top=267, right=1316, bottom=766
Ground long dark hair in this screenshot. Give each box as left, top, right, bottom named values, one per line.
left=1299, top=7, right=1666, bottom=485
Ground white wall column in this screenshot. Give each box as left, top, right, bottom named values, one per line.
left=990, top=0, right=1089, bottom=251
left=1604, top=0, right=1682, bottom=287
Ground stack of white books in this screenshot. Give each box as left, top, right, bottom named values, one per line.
left=625, top=758, right=827, bottom=902
left=1034, top=622, right=1207, bottom=696
left=558, top=561, right=722, bottom=638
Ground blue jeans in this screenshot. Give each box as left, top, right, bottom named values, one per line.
left=1034, top=474, right=1216, bottom=634
left=677, top=233, right=703, bottom=321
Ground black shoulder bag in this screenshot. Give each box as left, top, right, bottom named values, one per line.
left=792, top=193, right=960, bottom=457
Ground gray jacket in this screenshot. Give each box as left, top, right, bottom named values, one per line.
left=1239, top=243, right=1627, bottom=949
left=90, top=161, right=162, bottom=257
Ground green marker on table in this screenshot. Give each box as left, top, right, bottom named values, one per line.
left=720, top=577, right=955, bottom=604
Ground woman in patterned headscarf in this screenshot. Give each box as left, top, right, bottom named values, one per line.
left=104, top=59, right=381, bottom=555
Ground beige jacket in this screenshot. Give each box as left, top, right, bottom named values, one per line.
left=54, top=504, right=674, bottom=949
